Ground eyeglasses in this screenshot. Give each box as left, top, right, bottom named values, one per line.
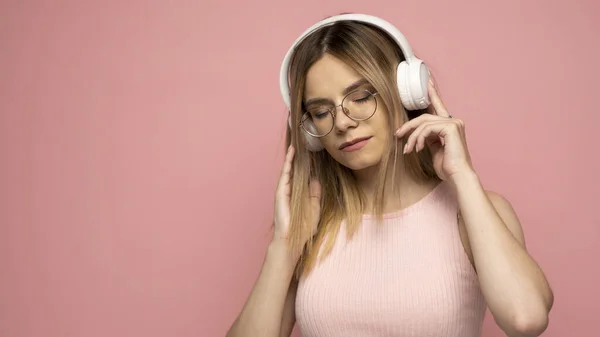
left=299, top=89, right=379, bottom=138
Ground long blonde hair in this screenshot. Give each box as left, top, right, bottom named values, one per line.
left=284, top=20, right=438, bottom=278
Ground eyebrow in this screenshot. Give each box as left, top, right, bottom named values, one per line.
left=304, top=78, right=370, bottom=107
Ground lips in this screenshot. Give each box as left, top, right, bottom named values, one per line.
left=339, top=136, right=372, bottom=150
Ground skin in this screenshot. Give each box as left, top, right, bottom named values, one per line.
left=303, top=53, right=390, bottom=173
left=303, top=54, right=437, bottom=209
left=228, top=53, right=554, bottom=337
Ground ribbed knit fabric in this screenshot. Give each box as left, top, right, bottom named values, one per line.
left=295, top=181, right=487, bottom=337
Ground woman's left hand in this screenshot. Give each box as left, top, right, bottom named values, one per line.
left=394, top=79, right=474, bottom=182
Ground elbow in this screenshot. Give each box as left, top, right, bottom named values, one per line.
left=512, top=313, right=549, bottom=337
left=501, top=308, right=550, bottom=337
left=498, top=287, right=554, bottom=337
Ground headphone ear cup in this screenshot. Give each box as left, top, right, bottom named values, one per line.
left=305, top=136, right=323, bottom=152
left=288, top=116, right=324, bottom=152
left=301, top=119, right=324, bottom=152
left=408, top=59, right=430, bottom=109
left=397, top=60, right=431, bottom=111
left=396, top=61, right=416, bottom=110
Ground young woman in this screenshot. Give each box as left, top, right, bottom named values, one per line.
left=227, top=13, right=553, bottom=337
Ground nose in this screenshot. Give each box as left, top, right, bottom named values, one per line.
left=333, top=105, right=357, bottom=132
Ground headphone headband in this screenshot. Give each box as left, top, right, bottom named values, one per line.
left=279, top=13, right=430, bottom=152
left=279, top=13, right=420, bottom=110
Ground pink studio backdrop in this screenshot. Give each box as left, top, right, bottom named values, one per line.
left=1, top=0, right=598, bottom=336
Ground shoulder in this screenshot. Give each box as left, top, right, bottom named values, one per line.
left=485, top=190, right=512, bottom=210
left=484, top=190, right=527, bottom=247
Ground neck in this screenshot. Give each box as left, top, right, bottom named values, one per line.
left=353, top=157, right=438, bottom=214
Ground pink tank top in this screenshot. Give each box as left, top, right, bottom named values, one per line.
left=295, top=181, right=487, bottom=337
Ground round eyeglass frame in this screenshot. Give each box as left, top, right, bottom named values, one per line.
left=298, top=89, right=379, bottom=138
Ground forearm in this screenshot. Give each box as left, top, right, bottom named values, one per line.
left=451, top=171, right=552, bottom=336
left=227, top=240, right=297, bottom=337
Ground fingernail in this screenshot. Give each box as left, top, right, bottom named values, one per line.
left=403, top=143, right=408, bottom=154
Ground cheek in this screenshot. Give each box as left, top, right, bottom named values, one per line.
left=319, top=135, right=337, bottom=151
left=369, top=119, right=391, bottom=143
left=319, top=137, right=344, bottom=159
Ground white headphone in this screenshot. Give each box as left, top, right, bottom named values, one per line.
left=280, top=13, right=431, bottom=152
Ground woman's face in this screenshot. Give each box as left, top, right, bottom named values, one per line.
left=303, top=54, right=392, bottom=171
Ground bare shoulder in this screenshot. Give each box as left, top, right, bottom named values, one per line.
left=484, top=190, right=527, bottom=247
left=485, top=190, right=513, bottom=210
left=456, top=190, right=529, bottom=271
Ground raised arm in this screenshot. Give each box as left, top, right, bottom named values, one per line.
left=227, top=241, right=297, bottom=337
left=227, top=146, right=321, bottom=337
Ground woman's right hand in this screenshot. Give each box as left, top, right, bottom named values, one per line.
left=273, top=145, right=321, bottom=262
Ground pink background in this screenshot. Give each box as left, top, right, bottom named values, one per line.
left=1, top=0, right=598, bottom=336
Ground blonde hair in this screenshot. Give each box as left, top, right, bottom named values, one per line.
left=285, top=20, right=438, bottom=278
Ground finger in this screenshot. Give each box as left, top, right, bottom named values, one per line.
left=415, top=122, right=447, bottom=152
left=308, top=178, right=321, bottom=235
left=428, top=80, right=450, bottom=118
left=394, top=114, right=437, bottom=138
left=309, top=178, right=321, bottom=200
left=404, top=121, right=436, bottom=154
left=416, top=120, right=465, bottom=152
left=278, top=145, right=295, bottom=191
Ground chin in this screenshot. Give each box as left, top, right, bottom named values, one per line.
left=331, top=152, right=382, bottom=171
left=345, top=161, right=378, bottom=171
